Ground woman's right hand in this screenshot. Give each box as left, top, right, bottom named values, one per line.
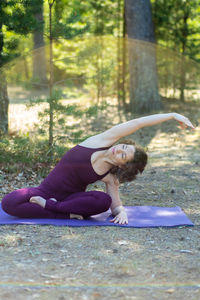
left=110, top=206, right=128, bottom=225
left=173, top=113, right=195, bottom=130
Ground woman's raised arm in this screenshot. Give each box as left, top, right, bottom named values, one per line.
left=81, top=113, right=194, bottom=148
left=100, top=113, right=194, bottom=145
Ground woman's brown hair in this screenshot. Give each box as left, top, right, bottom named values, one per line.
left=110, top=139, right=148, bottom=183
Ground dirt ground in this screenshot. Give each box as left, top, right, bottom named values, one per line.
left=0, top=102, right=200, bottom=300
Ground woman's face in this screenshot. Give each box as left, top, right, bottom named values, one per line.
left=110, top=144, right=135, bottom=167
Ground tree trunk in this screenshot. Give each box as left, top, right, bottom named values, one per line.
left=180, top=56, right=186, bottom=102
left=0, top=16, right=9, bottom=134
left=117, top=0, right=127, bottom=112
left=125, top=0, right=161, bottom=113
left=32, top=0, right=47, bottom=85
left=122, top=6, right=127, bottom=110
left=179, top=9, right=189, bottom=102
left=0, top=71, right=9, bottom=135
left=49, top=1, right=54, bottom=153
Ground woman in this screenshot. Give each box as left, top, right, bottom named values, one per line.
left=1, top=113, right=194, bottom=224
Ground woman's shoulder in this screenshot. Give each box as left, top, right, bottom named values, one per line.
left=101, top=173, right=119, bottom=186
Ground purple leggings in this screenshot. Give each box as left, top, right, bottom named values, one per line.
left=1, top=188, right=112, bottom=219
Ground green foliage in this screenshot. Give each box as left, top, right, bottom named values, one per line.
left=85, top=101, right=108, bottom=117
left=0, top=133, right=69, bottom=175
left=0, top=0, right=43, bottom=66
left=151, top=0, right=200, bottom=101
left=52, top=0, right=89, bottom=39
left=51, top=0, right=119, bottom=39
left=26, top=86, right=106, bottom=149
left=0, top=135, right=48, bottom=165
left=0, top=93, right=108, bottom=171
left=151, top=0, right=200, bottom=61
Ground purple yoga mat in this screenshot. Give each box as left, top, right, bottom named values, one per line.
left=0, top=205, right=193, bottom=227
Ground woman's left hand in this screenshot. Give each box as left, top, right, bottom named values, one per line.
left=110, top=210, right=128, bottom=225
left=173, top=113, right=195, bottom=130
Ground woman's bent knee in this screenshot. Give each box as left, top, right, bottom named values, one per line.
left=1, top=188, right=31, bottom=215
left=91, top=191, right=112, bottom=211
left=1, top=194, right=13, bottom=214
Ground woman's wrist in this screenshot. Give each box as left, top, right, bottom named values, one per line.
left=112, top=205, right=125, bottom=216
left=171, top=112, right=177, bottom=120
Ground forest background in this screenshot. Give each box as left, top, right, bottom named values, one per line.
left=0, top=2, right=200, bottom=299
left=0, top=0, right=200, bottom=170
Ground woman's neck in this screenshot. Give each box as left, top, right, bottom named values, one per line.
left=99, top=149, right=116, bottom=167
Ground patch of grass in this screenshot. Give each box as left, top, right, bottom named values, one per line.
left=0, top=134, right=68, bottom=174
left=1, top=97, right=110, bottom=175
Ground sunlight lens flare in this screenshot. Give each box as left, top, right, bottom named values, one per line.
left=1, top=37, right=199, bottom=135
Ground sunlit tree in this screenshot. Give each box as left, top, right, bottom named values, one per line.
left=125, top=0, right=161, bottom=113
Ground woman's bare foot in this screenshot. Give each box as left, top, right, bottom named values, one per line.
left=30, top=197, right=83, bottom=219
left=70, top=214, right=84, bottom=220
left=29, top=196, right=46, bottom=208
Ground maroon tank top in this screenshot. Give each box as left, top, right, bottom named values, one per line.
left=39, top=145, right=110, bottom=200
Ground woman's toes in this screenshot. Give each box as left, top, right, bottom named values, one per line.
left=29, top=196, right=46, bottom=208
left=50, top=198, right=57, bottom=202
left=29, top=196, right=37, bottom=203
left=70, top=214, right=84, bottom=220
